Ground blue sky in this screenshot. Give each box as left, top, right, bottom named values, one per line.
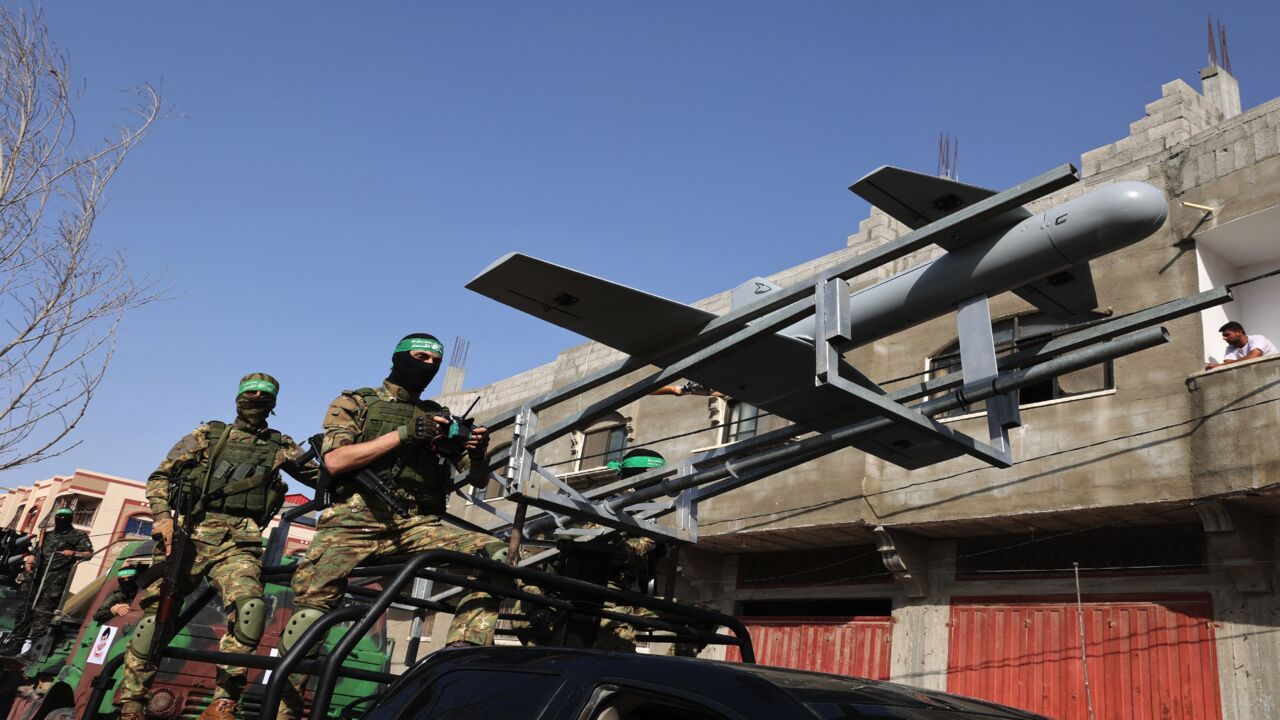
left=7, top=1, right=1279, bottom=485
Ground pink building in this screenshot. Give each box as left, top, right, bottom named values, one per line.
left=0, top=469, right=151, bottom=593
left=0, top=474, right=316, bottom=594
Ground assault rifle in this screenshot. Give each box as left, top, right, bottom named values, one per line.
left=146, top=468, right=197, bottom=669
left=308, top=433, right=414, bottom=517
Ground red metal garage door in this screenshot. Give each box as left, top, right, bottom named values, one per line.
left=948, top=595, right=1223, bottom=720
left=726, top=616, right=892, bottom=679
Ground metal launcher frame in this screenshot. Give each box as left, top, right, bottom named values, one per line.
left=457, top=162, right=1231, bottom=556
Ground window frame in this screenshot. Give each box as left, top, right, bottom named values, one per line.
left=720, top=400, right=760, bottom=445
left=926, top=311, right=1115, bottom=418
left=122, top=514, right=153, bottom=539
left=46, top=494, right=102, bottom=529
left=576, top=416, right=629, bottom=472
left=579, top=682, right=742, bottom=720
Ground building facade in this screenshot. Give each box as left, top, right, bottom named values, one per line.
left=0, top=469, right=151, bottom=593
left=440, top=61, right=1280, bottom=720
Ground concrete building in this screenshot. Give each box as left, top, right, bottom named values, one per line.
left=0, top=469, right=151, bottom=593
left=438, top=59, right=1280, bottom=720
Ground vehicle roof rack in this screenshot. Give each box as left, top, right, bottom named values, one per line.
left=83, top=546, right=754, bottom=720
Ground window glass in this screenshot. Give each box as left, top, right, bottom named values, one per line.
left=123, top=515, right=152, bottom=538
left=582, top=425, right=627, bottom=468
left=724, top=402, right=759, bottom=443
left=588, top=688, right=730, bottom=720
left=73, top=498, right=102, bottom=527
left=929, top=312, right=1112, bottom=417
left=6, top=505, right=24, bottom=529
left=371, top=669, right=562, bottom=720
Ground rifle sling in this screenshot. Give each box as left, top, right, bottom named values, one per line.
left=191, top=426, right=235, bottom=518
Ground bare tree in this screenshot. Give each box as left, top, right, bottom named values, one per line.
left=0, top=5, right=162, bottom=472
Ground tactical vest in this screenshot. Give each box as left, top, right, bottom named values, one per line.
left=178, top=421, right=283, bottom=519
left=342, top=388, right=451, bottom=514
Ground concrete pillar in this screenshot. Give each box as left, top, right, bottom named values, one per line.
left=1212, top=587, right=1280, bottom=720
left=888, top=540, right=953, bottom=692
left=1200, top=65, right=1241, bottom=122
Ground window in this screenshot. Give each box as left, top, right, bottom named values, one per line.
left=586, top=686, right=730, bottom=720
left=367, top=669, right=564, bottom=720
left=6, top=504, right=24, bottom=530
left=928, top=312, right=1113, bottom=418
left=123, top=515, right=152, bottom=538
left=72, top=498, right=101, bottom=527
left=47, top=495, right=101, bottom=528
left=22, top=503, right=42, bottom=533
left=721, top=401, right=759, bottom=444
left=1194, top=203, right=1280, bottom=363
left=578, top=414, right=628, bottom=470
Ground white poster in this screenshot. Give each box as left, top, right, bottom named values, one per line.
left=87, top=625, right=118, bottom=665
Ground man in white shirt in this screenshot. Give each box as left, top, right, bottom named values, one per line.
left=1206, top=321, right=1278, bottom=369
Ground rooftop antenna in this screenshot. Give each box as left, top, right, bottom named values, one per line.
left=1220, top=20, right=1231, bottom=74
left=442, top=336, right=470, bottom=394
left=1207, top=16, right=1232, bottom=73
left=937, top=132, right=959, bottom=181
left=1207, top=15, right=1218, bottom=67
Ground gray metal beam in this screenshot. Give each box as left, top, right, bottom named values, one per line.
left=614, top=326, right=1169, bottom=511
left=891, top=286, right=1232, bottom=403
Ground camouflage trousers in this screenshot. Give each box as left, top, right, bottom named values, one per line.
left=280, top=494, right=505, bottom=719
left=595, top=601, right=655, bottom=652
left=117, top=515, right=266, bottom=710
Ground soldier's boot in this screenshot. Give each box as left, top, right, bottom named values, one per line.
left=119, top=701, right=147, bottom=720
left=196, top=698, right=239, bottom=720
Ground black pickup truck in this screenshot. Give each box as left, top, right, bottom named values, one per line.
left=362, top=647, right=1048, bottom=720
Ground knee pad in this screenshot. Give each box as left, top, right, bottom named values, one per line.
left=480, top=541, right=508, bottom=564
left=279, top=606, right=327, bottom=655
left=232, top=596, right=267, bottom=646
left=127, top=613, right=158, bottom=660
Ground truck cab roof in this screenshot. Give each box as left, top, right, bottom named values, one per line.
left=363, top=647, right=1047, bottom=720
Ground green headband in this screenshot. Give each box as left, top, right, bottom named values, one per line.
left=395, top=337, right=444, bottom=355
left=238, top=378, right=278, bottom=396
left=606, top=455, right=666, bottom=472
left=117, top=568, right=137, bottom=578
left=54, top=508, right=73, bottom=517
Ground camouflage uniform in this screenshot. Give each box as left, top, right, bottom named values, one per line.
left=590, top=532, right=659, bottom=652
left=282, top=380, right=503, bottom=717
left=117, top=419, right=318, bottom=711
left=25, top=525, right=93, bottom=641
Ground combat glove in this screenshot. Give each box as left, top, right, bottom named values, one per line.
left=152, top=516, right=174, bottom=548
left=396, top=416, right=434, bottom=445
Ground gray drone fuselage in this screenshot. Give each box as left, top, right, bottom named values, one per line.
left=780, top=181, right=1168, bottom=349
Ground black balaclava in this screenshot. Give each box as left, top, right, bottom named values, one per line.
left=117, top=568, right=138, bottom=596
left=236, top=372, right=279, bottom=430
left=53, top=509, right=73, bottom=532
left=387, top=333, right=444, bottom=395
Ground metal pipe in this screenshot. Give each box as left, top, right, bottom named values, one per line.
left=261, top=606, right=365, bottom=720
left=893, top=286, right=1231, bottom=402
left=164, top=647, right=396, bottom=684
left=612, top=327, right=1169, bottom=510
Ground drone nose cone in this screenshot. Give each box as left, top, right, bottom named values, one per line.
left=1108, top=181, right=1169, bottom=237
left=1047, top=181, right=1169, bottom=263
